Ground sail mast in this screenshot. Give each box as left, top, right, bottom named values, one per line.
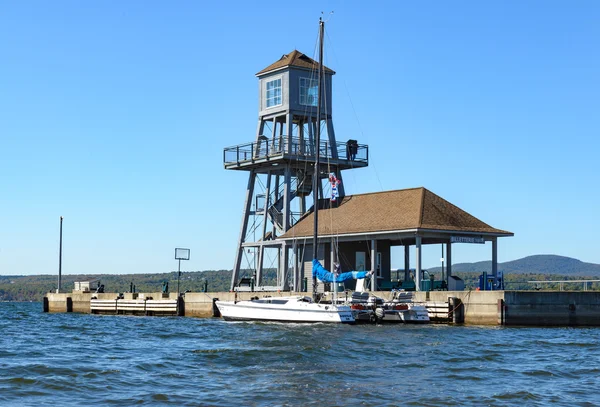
left=312, top=18, right=324, bottom=299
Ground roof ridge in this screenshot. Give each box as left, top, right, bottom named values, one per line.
left=343, top=187, right=425, bottom=198
left=256, top=50, right=335, bottom=76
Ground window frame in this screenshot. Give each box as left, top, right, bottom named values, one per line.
left=265, top=77, right=283, bottom=109
left=299, top=77, right=319, bottom=107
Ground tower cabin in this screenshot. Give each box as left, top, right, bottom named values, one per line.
left=224, top=50, right=369, bottom=291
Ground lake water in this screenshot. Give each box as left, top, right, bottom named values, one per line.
left=1, top=302, right=599, bottom=406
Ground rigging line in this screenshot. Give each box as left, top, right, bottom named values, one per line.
left=325, top=30, right=385, bottom=192
left=324, top=31, right=384, bottom=260
left=320, top=32, right=345, bottom=268
left=321, top=10, right=334, bottom=23
left=321, top=63, right=339, bottom=264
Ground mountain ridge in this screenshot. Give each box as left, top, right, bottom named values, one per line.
left=428, top=254, right=600, bottom=276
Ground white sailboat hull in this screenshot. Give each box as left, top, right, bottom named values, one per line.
left=215, top=296, right=355, bottom=323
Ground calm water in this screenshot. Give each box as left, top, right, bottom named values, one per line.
left=1, top=302, right=599, bottom=406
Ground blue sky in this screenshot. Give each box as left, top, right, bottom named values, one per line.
left=1, top=1, right=598, bottom=276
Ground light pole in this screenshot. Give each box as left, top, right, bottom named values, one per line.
left=174, top=248, right=190, bottom=295
left=57, top=216, right=63, bottom=293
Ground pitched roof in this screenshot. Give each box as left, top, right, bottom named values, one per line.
left=279, top=187, right=513, bottom=239
left=256, top=50, right=335, bottom=76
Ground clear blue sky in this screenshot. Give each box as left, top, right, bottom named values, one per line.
left=1, top=1, right=598, bottom=276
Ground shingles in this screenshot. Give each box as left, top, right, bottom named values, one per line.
left=256, top=50, right=335, bottom=76
left=280, top=187, right=512, bottom=239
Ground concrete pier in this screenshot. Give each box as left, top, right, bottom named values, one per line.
left=43, top=290, right=600, bottom=326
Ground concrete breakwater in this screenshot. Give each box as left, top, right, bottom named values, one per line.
left=43, top=290, right=600, bottom=326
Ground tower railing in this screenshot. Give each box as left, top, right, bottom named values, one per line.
left=223, top=136, right=369, bottom=166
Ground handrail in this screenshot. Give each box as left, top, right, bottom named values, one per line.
left=223, top=136, right=368, bottom=165
left=528, top=279, right=600, bottom=291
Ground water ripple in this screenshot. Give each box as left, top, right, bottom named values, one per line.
left=2, top=303, right=600, bottom=406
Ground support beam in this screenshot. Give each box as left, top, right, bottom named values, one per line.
left=293, top=243, right=299, bottom=291
left=447, top=242, right=452, bottom=279
left=370, top=239, right=377, bottom=291
left=271, top=116, right=277, bottom=152
left=415, top=235, right=422, bottom=291
left=231, top=169, right=256, bottom=290
left=279, top=115, right=285, bottom=153
left=282, top=166, right=291, bottom=231
left=257, top=171, right=271, bottom=286
left=299, top=119, right=305, bottom=156
left=286, top=112, right=293, bottom=154
left=404, top=244, right=410, bottom=278
left=272, top=174, right=280, bottom=237
left=492, top=237, right=498, bottom=285
left=280, top=242, right=289, bottom=290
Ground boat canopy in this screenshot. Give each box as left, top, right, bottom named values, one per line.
left=312, top=259, right=372, bottom=283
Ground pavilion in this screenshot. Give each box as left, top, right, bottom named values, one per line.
left=279, top=187, right=514, bottom=291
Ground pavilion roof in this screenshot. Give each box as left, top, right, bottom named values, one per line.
left=279, top=187, right=513, bottom=239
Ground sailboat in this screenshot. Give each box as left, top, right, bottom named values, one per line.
left=215, top=19, right=372, bottom=324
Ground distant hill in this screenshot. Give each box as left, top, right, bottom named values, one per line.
left=429, top=255, right=600, bottom=276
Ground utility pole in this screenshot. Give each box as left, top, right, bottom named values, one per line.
left=57, top=216, right=63, bottom=293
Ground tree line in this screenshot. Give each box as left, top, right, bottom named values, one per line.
left=1, top=270, right=599, bottom=302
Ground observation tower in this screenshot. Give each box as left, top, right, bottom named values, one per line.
left=223, top=50, right=368, bottom=291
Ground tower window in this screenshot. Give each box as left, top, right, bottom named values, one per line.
left=299, top=78, right=318, bottom=107
left=266, top=78, right=282, bottom=108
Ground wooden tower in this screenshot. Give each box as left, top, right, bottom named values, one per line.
left=223, top=50, right=368, bottom=291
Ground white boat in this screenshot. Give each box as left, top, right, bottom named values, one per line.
left=347, top=281, right=430, bottom=324
left=216, top=296, right=354, bottom=323
left=347, top=295, right=430, bottom=324
left=383, top=291, right=430, bottom=323
left=382, top=303, right=430, bottom=323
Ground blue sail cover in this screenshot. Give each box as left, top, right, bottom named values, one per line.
left=312, top=259, right=371, bottom=283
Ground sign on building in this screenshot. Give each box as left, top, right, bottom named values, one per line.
left=450, top=236, right=485, bottom=244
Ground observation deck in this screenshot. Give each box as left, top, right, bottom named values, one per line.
left=223, top=137, right=368, bottom=171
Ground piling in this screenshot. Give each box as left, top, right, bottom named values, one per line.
left=449, top=297, right=464, bottom=324
left=212, top=298, right=221, bottom=317
left=177, top=295, right=185, bottom=317
left=497, top=299, right=506, bottom=325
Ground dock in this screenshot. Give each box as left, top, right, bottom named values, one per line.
left=43, top=289, right=600, bottom=326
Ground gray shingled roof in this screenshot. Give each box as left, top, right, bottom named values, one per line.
left=279, top=187, right=513, bottom=239
left=256, top=50, right=335, bottom=76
